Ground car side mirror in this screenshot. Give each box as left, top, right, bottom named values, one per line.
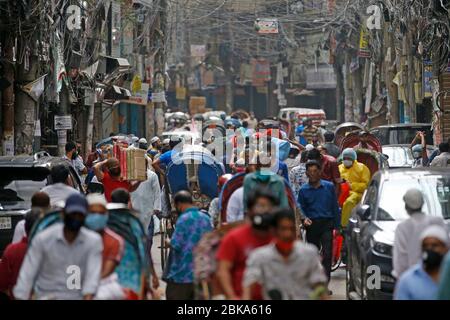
left=357, top=204, right=371, bottom=221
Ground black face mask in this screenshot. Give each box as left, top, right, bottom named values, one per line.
left=64, top=215, right=84, bottom=232
left=422, top=249, right=444, bottom=270
left=251, top=213, right=273, bottom=231
left=71, top=151, right=78, bottom=160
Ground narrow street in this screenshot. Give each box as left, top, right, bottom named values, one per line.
left=151, top=235, right=346, bottom=300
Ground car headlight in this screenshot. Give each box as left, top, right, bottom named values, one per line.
left=372, top=241, right=392, bottom=257
left=380, top=274, right=396, bottom=284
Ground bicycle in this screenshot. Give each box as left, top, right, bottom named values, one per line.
left=159, top=211, right=176, bottom=271
left=299, top=222, right=343, bottom=272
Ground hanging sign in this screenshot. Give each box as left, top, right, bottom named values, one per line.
left=358, top=27, right=371, bottom=58
left=57, top=130, right=67, bottom=144
left=54, top=115, right=72, bottom=130
left=255, top=18, right=279, bottom=34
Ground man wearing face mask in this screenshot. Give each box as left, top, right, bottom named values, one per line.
left=13, top=193, right=103, bottom=300
left=164, top=191, right=213, bottom=300
left=94, top=158, right=142, bottom=203
left=85, top=194, right=127, bottom=300
left=392, top=189, right=446, bottom=279
left=243, top=151, right=289, bottom=212
left=85, top=194, right=124, bottom=279
left=338, top=148, right=370, bottom=227
left=41, top=164, right=80, bottom=207
left=242, top=209, right=328, bottom=300
left=410, top=131, right=429, bottom=168
left=298, top=160, right=340, bottom=286
left=216, top=188, right=279, bottom=300
left=63, top=141, right=87, bottom=177
left=394, top=225, right=449, bottom=300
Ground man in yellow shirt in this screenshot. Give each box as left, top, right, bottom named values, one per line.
left=338, top=148, right=371, bottom=227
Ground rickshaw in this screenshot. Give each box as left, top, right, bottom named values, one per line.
left=28, top=208, right=150, bottom=299
left=258, top=118, right=281, bottom=130
left=339, top=131, right=388, bottom=176
left=218, top=173, right=297, bottom=225
left=230, top=110, right=250, bottom=121
left=334, top=122, right=365, bottom=149
left=160, top=147, right=225, bottom=269
left=192, top=172, right=298, bottom=300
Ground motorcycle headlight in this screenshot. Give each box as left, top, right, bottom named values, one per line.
left=372, top=241, right=392, bottom=257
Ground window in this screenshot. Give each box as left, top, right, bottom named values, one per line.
left=377, top=176, right=450, bottom=221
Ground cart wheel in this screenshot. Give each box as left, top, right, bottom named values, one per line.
left=160, top=219, right=166, bottom=271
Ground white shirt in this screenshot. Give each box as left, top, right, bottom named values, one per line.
left=12, top=220, right=26, bottom=243
left=392, top=212, right=446, bottom=278
left=226, top=187, right=244, bottom=222
left=13, top=223, right=103, bottom=300
left=430, top=152, right=450, bottom=167
left=41, top=183, right=80, bottom=207
left=244, top=241, right=327, bottom=300
left=63, top=155, right=86, bottom=176
left=130, top=169, right=162, bottom=230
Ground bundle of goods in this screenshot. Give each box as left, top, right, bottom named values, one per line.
left=113, top=141, right=147, bottom=181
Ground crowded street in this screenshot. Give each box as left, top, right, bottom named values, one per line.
left=1, top=0, right=450, bottom=305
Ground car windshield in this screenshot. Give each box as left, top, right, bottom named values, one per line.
left=375, top=127, right=433, bottom=145
left=377, top=175, right=450, bottom=221
left=382, top=147, right=413, bottom=168
left=0, top=167, right=49, bottom=210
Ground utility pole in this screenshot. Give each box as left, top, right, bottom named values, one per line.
left=384, top=23, right=399, bottom=124
left=1, top=35, right=15, bottom=155
left=153, top=0, right=168, bottom=136
left=14, top=43, right=39, bottom=155
left=224, top=10, right=234, bottom=114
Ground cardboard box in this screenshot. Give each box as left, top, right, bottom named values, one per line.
left=189, top=96, right=207, bottom=114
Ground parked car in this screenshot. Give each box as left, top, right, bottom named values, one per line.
left=370, top=123, right=433, bottom=146
left=0, top=152, right=84, bottom=256
left=346, top=168, right=450, bottom=300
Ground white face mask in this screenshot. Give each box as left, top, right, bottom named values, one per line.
left=343, top=160, right=353, bottom=168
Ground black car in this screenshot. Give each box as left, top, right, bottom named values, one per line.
left=346, top=168, right=450, bottom=300
left=0, top=152, right=84, bottom=256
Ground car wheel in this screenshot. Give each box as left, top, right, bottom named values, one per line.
left=360, top=263, right=367, bottom=300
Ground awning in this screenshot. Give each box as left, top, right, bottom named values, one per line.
left=104, top=85, right=131, bottom=100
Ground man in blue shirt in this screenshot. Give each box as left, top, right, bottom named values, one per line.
left=152, top=136, right=182, bottom=174
left=298, top=160, right=340, bottom=283
left=164, top=190, right=213, bottom=300
left=395, top=225, right=449, bottom=300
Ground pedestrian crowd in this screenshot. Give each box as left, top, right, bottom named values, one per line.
left=1, top=116, right=450, bottom=301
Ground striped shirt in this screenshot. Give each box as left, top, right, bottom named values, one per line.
left=302, top=126, right=320, bottom=144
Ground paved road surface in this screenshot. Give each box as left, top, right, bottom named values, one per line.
left=151, top=235, right=347, bottom=300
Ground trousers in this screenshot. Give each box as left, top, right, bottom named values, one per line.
left=306, top=218, right=334, bottom=282
left=341, top=191, right=362, bottom=227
